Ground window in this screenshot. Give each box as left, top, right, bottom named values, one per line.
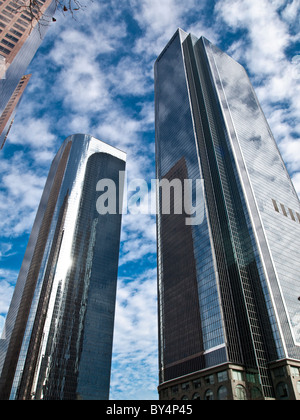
left=217, top=386, right=228, bottom=400
left=0, top=14, right=10, bottom=23
left=273, top=366, right=285, bottom=377
left=16, top=18, right=27, bottom=28
left=20, top=13, right=32, bottom=22
left=1, top=39, right=14, bottom=48
left=160, top=389, right=168, bottom=398
left=280, top=203, right=288, bottom=217
left=5, top=33, right=18, bottom=43
left=192, top=379, right=201, bottom=389
left=0, top=45, right=10, bottom=55
left=181, top=382, right=190, bottom=391
left=290, top=366, right=300, bottom=377
left=217, top=370, right=228, bottom=382
left=2, top=9, right=13, bottom=18
left=204, top=389, right=214, bottom=400
left=204, top=374, right=214, bottom=385
left=288, top=208, right=296, bottom=221
left=9, top=28, right=22, bottom=37
left=171, top=385, right=178, bottom=394
left=246, top=372, right=259, bottom=384
left=13, top=22, right=26, bottom=32
left=235, top=385, right=247, bottom=400
left=251, top=387, right=262, bottom=400
left=232, top=370, right=243, bottom=381
left=272, top=199, right=279, bottom=213
left=181, top=395, right=188, bottom=400
left=276, top=382, right=289, bottom=400
left=192, top=392, right=200, bottom=400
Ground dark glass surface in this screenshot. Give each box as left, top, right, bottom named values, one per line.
left=155, top=30, right=226, bottom=385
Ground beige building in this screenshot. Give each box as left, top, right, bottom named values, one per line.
left=0, top=0, right=55, bottom=148
left=158, top=360, right=300, bottom=400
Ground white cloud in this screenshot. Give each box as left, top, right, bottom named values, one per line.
left=292, top=172, right=300, bottom=196
left=130, top=0, right=204, bottom=57
left=281, top=0, right=300, bottom=28
left=0, top=243, right=14, bottom=259
left=0, top=153, right=46, bottom=236
left=8, top=117, right=56, bottom=146
left=0, top=278, right=15, bottom=314
left=108, top=56, right=153, bottom=97
left=120, top=213, right=156, bottom=265
left=215, top=0, right=289, bottom=74
left=0, top=269, right=18, bottom=337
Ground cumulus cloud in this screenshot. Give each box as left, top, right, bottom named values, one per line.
left=0, top=269, right=18, bottom=336
left=0, top=272, right=17, bottom=312
left=0, top=153, right=46, bottom=236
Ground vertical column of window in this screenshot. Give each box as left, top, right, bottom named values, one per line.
left=16, top=193, right=69, bottom=400
left=272, top=199, right=280, bottom=213
left=0, top=142, right=71, bottom=401
left=155, top=32, right=207, bottom=382
left=196, top=39, right=276, bottom=398
left=0, top=10, right=12, bottom=55
left=182, top=36, right=243, bottom=365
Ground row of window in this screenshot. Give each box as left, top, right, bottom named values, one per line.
left=175, top=384, right=261, bottom=400
left=0, top=75, right=29, bottom=129
left=170, top=370, right=229, bottom=396
left=272, top=199, right=300, bottom=224
left=169, top=377, right=300, bottom=400
left=276, top=381, right=300, bottom=400
left=273, top=365, right=300, bottom=378
left=179, top=386, right=229, bottom=400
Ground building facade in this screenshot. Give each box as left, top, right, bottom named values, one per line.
left=0, top=134, right=126, bottom=400
left=0, top=0, right=55, bottom=149
left=155, top=29, right=300, bottom=400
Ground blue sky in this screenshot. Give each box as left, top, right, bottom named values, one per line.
left=0, top=0, right=300, bottom=400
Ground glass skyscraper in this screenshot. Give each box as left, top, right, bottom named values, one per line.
left=155, top=29, right=300, bottom=400
left=0, top=134, right=126, bottom=400
left=0, top=0, right=56, bottom=149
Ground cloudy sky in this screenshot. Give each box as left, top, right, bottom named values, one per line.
left=0, top=0, right=300, bottom=400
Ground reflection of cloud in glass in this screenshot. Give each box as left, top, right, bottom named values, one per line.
left=205, top=38, right=300, bottom=349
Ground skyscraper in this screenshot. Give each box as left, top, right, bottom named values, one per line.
left=0, top=0, right=55, bottom=149
left=155, top=29, right=300, bottom=400
left=0, top=134, right=126, bottom=400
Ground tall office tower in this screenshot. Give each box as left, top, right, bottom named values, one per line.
left=0, top=134, right=126, bottom=400
left=0, top=0, right=55, bottom=149
left=155, top=29, right=300, bottom=400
